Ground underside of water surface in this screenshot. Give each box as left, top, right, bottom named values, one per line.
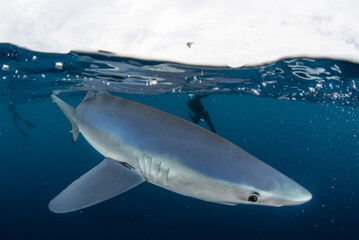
left=1, top=43, right=359, bottom=107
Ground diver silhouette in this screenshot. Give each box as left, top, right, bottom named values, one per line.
left=8, top=102, right=35, bottom=138
left=187, top=94, right=216, bottom=133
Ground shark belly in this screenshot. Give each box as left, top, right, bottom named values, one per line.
left=78, top=117, right=241, bottom=204
left=134, top=152, right=242, bottom=205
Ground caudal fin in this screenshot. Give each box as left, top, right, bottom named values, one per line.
left=50, top=94, right=79, bottom=142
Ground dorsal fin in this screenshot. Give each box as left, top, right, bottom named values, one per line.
left=82, top=91, right=97, bottom=102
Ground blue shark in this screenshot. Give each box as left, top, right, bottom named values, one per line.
left=49, top=92, right=311, bottom=213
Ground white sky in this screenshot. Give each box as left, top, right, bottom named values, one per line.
left=1, top=0, right=359, bottom=66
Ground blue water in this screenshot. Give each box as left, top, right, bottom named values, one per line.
left=1, top=43, right=359, bottom=239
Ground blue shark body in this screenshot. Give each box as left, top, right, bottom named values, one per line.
left=49, top=92, right=311, bottom=213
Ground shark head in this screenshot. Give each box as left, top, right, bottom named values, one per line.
left=234, top=174, right=312, bottom=207
left=182, top=142, right=312, bottom=207
left=212, top=156, right=312, bottom=207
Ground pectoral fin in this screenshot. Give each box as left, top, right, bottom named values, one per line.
left=49, top=158, right=144, bottom=213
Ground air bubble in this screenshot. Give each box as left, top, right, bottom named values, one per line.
left=55, top=62, right=63, bottom=70
left=2, top=64, right=9, bottom=71
left=251, top=89, right=260, bottom=96
left=308, top=87, right=316, bottom=93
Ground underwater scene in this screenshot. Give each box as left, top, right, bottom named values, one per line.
left=1, top=43, right=359, bottom=239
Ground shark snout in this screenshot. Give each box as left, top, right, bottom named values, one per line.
left=284, top=186, right=312, bottom=206
left=255, top=171, right=312, bottom=207
left=271, top=181, right=312, bottom=207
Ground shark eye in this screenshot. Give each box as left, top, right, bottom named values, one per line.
left=248, top=192, right=260, bottom=202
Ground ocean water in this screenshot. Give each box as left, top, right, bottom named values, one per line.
left=0, top=43, right=359, bottom=240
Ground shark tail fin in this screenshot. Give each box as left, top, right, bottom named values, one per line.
left=50, top=94, right=79, bottom=143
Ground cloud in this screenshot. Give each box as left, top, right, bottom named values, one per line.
left=1, top=0, right=359, bottom=66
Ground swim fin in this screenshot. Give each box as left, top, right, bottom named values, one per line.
left=49, top=157, right=144, bottom=213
